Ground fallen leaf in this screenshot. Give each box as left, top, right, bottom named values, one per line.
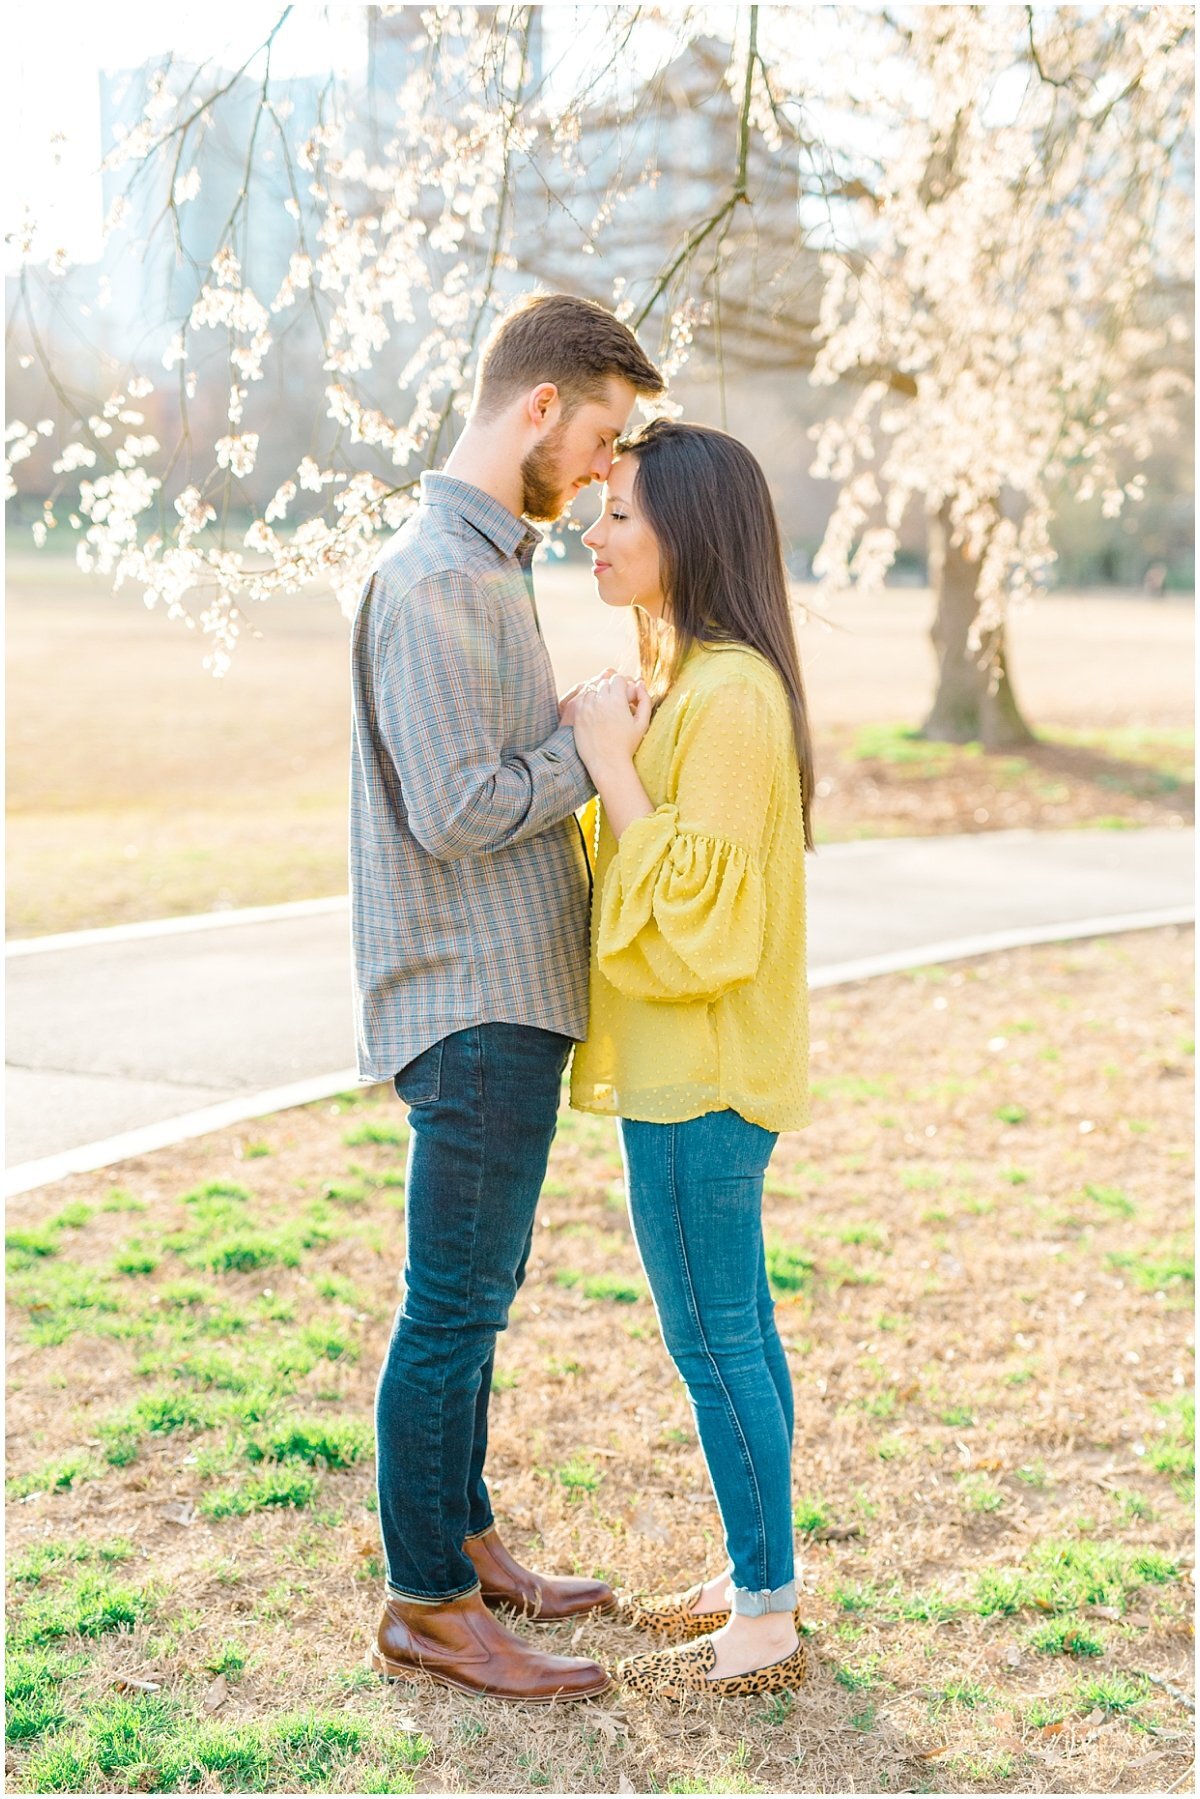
left=918, top=1743, right=953, bottom=1760
left=618, top=1777, right=636, bottom=1795
left=1090, top=1604, right=1122, bottom=1621
left=161, top=1500, right=195, bottom=1526
left=629, top=1505, right=670, bottom=1543
left=113, top=1678, right=160, bottom=1694
left=1083, top=1706, right=1106, bottom=1726
left=1038, top=1721, right=1065, bottom=1739
left=1002, top=1645, right=1023, bottom=1669
left=593, top=1712, right=627, bottom=1746
left=203, top=1675, right=228, bottom=1714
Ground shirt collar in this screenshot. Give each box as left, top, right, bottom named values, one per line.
left=420, top=471, right=542, bottom=565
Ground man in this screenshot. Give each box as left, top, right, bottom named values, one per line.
left=350, top=291, right=665, bottom=1702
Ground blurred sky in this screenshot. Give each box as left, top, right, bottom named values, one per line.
left=6, top=3, right=371, bottom=267
left=3, top=1, right=707, bottom=270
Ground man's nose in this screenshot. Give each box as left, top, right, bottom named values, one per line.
left=594, top=446, right=614, bottom=481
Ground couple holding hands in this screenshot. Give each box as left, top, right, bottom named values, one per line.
left=349, top=291, right=812, bottom=1703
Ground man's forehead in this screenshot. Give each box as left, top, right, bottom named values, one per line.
left=585, top=378, right=638, bottom=433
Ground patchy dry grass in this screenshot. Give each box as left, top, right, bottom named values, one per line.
left=5, top=929, right=1194, bottom=1793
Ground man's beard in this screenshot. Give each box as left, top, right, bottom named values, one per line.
left=519, top=423, right=571, bottom=522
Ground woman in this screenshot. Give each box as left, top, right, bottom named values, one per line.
left=569, top=418, right=814, bottom=1700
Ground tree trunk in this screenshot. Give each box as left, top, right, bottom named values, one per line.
left=920, top=500, right=1035, bottom=748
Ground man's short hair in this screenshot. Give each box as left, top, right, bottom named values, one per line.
left=473, top=291, right=665, bottom=420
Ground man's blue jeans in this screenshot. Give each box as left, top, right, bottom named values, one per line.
left=375, top=1022, right=571, bottom=1601
left=618, top=1109, right=797, bottom=1615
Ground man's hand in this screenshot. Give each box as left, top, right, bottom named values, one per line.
left=558, top=667, right=639, bottom=727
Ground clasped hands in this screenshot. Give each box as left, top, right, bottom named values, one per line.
left=558, top=668, right=652, bottom=774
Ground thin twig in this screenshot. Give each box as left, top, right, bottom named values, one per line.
left=1134, top=1670, right=1196, bottom=1715
left=633, top=5, right=761, bottom=331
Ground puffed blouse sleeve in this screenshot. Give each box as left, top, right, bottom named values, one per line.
left=596, top=675, right=785, bottom=1003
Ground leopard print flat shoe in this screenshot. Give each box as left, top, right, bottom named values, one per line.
left=618, top=1635, right=808, bottom=1700
left=620, top=1585, right=805, bottom=1644
left=619, top=1584, right=719, bottom=1643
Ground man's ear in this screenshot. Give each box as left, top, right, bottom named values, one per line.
left=526, top=382, right=560, bottom=431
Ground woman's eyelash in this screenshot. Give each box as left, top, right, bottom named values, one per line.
left=609, top=509, right=628, bottom=520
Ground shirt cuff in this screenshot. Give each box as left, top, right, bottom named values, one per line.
left=536, top=722, right=596, bottom=808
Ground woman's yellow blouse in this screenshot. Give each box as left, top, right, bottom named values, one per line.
left=569, top=642, right=809, bottom=1132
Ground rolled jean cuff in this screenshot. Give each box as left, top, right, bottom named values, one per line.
left=385, top=1578, right=480, bottom=1606
left=731, top=1579, right=797, bottom=1617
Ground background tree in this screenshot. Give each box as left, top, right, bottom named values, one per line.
left=805, top=4, right=1195, bottom=745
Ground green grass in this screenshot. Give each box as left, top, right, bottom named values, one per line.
left=1072, top=1672, right=1151, bottom=1714
left=7, top=1540, right=129, bottom=1588
left=16, top=1695, right=430, bottom=1794
left=553, top=1268, right=643, bottom=1304
left=851, top=724, right=959, bottom=767
left=248, top=1418, right=371, bottom=1470
left=838, top=1222, right=887, bottom=1248
left=1146, top=1389, right=1195, bottom=1483
left=880, top=1585, right=960, bottom=1623
left=793, top=1494, right=831, bottom=1534
left=4, top=1648, right=87, bottom=1745
left=1108, top=1243, right=1194, bottom=1290
left=973, top=1539, right=1179, bottom=1618
left=764, top=1241, right=815, bottom=1295
left=1084, top=1183, right=1136, bottom=1218
left=200, top=1469, right=319, bottom=1519
left=834, top=1655, right=880, bottom=1691
left=931, top=1677, right=995, bottom=1708
left=6, top=1228, right=61, bottom=1259
left=6, top=1453, right=103, bottom=1500
left=833, top=1580, right=878, bottom=1613
left=8, top=1542, right=89, bottom=1586
left=1027, top=1617, right=1105, bottom=1657
left=555, top=1455, right=602, bottom=1495
left=581, top=1274, right=643, bottom=1303
left=12, top=1575, right=153, bottom=1649
left=111, top=1242, right=160, bottom=1275
left=957, top=1472, right=1004, bottom=1513
left=97, top=1388, right=220, bottom=1465
left=343, top=1120, right=408, bottom=1148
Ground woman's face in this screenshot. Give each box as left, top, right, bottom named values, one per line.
left=581, top=454, right=667, bottom=618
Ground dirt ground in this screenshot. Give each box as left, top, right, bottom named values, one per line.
left=6, top=928, right=1194, bottom=1794
left=5, top=555, right=1193, bottom=936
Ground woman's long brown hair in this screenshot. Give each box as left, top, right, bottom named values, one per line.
left=616, top=417, right=816, bottom=851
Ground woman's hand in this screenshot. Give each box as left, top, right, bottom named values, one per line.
left=559, top=667, right=636, bottom=727
left=573, top=673, right=652, bottom=777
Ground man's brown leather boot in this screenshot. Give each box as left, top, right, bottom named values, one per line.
left=370, top=1587, right=611, bottom=1702
left=465, top=1526, right=618, bottom=1622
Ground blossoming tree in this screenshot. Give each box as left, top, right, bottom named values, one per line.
left=6, top=4, right=1193, bottom=743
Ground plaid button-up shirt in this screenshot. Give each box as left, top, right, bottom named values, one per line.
left=349, top=472, right=594, bottom=1081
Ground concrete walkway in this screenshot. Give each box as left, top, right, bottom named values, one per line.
left=6, top=827, right=1192, bottom=1192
